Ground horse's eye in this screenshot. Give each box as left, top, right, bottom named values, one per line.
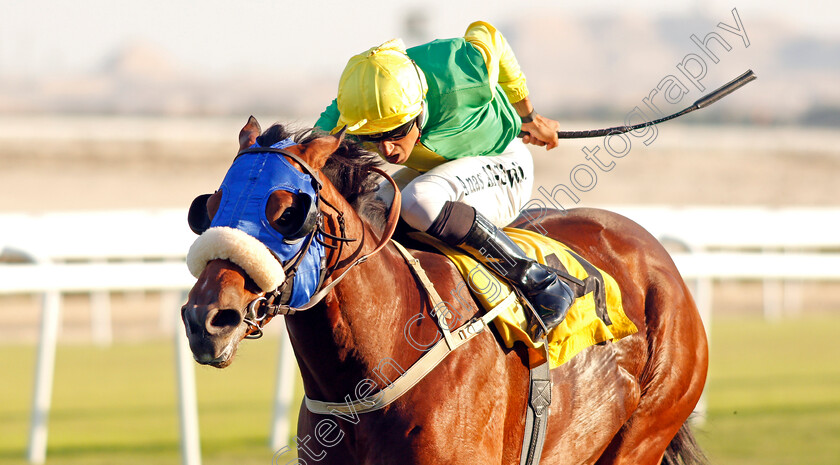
left=277, top=207, right=300, bottom=226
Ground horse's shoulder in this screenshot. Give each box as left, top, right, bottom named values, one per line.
left=390, top=233, right=482, bottom=315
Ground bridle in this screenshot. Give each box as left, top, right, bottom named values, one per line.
left=235, top=146, right=402, bottom=338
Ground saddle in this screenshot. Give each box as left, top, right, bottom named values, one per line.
left=407, top=227, right=638, bottom=369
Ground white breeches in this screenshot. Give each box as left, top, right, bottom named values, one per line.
left=400, top=138, right=534, bottom=231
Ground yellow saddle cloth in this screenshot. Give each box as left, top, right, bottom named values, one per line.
left=408, top=228, right=638, bottom=368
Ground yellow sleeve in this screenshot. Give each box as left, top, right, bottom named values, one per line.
left=464, top=20, right=529, bottom=103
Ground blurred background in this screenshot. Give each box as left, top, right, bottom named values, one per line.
left=1, top=1, right=838, bottom=464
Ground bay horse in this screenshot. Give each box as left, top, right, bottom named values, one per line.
left=181, top=117, right=708, bottom=465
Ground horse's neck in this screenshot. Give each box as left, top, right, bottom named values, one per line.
left=286, top=183, right=430, bottom=402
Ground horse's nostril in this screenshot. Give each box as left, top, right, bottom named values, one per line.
left=182, top=306, right=200, bottom=334
left=210, top=309, right=242, bottom=329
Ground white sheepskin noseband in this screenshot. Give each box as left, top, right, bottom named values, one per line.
left=187, top=226, right=286, bottom=292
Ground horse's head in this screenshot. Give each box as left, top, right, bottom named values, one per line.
left=181, top=116, right=344, bottom=367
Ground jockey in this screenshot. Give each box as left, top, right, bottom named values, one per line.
left=316, top=21, right=573, bottom=340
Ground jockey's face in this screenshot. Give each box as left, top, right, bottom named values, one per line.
left=378, top=122, right=420, bottom=165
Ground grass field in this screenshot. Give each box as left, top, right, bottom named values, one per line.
left=1, top=315, right=839, bottom=464
left=697, top=315, right=840, bottom=465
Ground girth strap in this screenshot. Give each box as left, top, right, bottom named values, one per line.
left=520, top=355, right=552, bottom=465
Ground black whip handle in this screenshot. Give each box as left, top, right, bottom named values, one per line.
left=519, top=69, right=756, bottom=140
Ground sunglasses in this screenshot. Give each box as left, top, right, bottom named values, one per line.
left=356, top=118, right=417, bottom=143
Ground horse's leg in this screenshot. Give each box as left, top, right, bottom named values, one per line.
left=595, top=271, right=708, bottom=465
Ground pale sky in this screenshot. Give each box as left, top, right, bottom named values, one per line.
left=0, top=0, right=835, bottom=78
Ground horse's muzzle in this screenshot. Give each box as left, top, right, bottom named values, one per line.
left=181, top=305, right=243, bottom=368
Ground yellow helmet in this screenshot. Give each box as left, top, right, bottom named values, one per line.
left=335, top=39, right=428, bottom=135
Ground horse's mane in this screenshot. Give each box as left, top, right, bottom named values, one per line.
left=256, top=123, right=387, bottom=229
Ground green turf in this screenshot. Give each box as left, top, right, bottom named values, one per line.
left=0, top=336, right=302, bottom=465
left=1, top=315, right=839, bottom=464
left=697, top=315, right=840, bottom=465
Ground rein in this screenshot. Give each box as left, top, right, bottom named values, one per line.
left=238, top=147, right=401, bottom=337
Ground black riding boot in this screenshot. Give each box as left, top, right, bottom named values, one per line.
left=427, top=202, right=575, bottom=340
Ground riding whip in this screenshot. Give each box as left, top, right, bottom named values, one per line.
left=520, top=69, right=756, bottom=139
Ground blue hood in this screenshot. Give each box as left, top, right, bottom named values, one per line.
left=210, top=139, right=324, bottom=307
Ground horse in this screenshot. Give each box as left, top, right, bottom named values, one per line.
left=181, top=117, right=708, bottom=465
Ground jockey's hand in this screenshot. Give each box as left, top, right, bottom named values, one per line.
left=513, top=97, right=560, bottom=150
left=521, top=114, right=560, bottom=150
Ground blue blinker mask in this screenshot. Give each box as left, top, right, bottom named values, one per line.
left=206, top=138, right=325, bottom=307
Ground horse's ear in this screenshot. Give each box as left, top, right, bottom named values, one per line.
left=238, top=115, right=261, bottom=150
left=294, top=129, right=345, bottom=171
